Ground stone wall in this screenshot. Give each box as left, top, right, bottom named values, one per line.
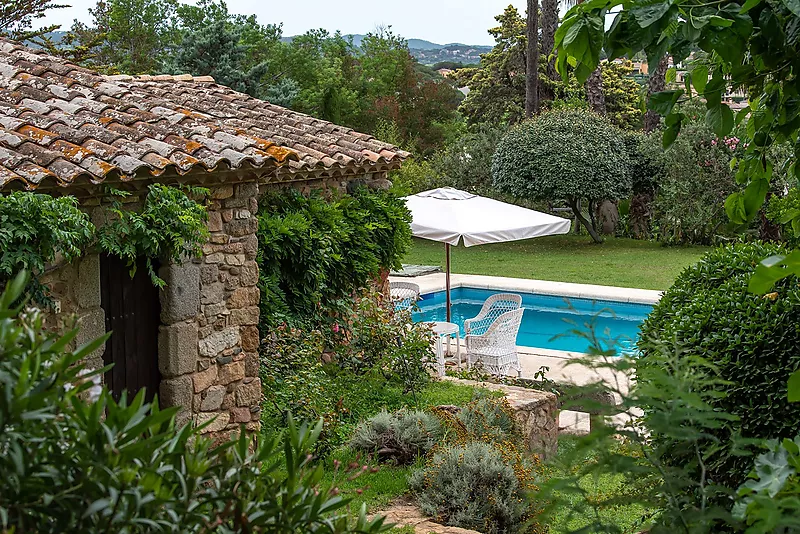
left=158, top=181, right=262, bottom=443
left=442, top=377, right=559, bottom=459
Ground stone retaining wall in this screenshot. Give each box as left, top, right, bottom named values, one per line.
left=443, top=377, right=558, bottom=459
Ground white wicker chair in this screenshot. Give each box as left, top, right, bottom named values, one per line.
left=465, top=308, right=525, bottom=376
left=389, top=281, right=421, bottom=310
left=464, top=293, right=522, bottom=337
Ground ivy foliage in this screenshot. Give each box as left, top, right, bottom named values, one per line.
left=256, top=187, right=412, bottom=328
left=0, top=192, right=94, bottom=303
left=97, top=184, right=209, bottom=287
left=553, top=0, right=800, bottom=288
left=492, top=109, right=631, bottom=243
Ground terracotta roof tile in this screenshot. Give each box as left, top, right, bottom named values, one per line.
left=0, top=38, right=409, bottom=190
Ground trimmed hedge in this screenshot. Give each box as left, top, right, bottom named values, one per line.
left=638, top=242, right=800, bottom=490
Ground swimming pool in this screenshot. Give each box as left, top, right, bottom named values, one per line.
left=412, top=287, right=653, bottom=354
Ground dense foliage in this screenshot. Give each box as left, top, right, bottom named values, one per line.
left=260, top=294, right=434, bottom=454
left=639, top=242, right=800, bottom=491
left=492, top=109, right=631, bottom=242
left=0, top=272, right=388, bottom=533
left=554, top=0, right=800, bottom=290
left=0, top=192, right=94, bottom=303
left=256, top=188, right=411, bottom=329
left=98, top=184, right=209, bottom=287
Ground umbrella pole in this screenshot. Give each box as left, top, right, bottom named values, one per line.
left=445, top=243, right=451, bottom=323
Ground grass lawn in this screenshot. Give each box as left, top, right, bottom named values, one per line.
left=402, top=235, right=709, bottom=290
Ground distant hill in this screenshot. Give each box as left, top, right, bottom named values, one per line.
left=282, top=34, right=490, bottom=65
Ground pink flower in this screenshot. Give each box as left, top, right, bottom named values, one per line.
left=332, top=323, right=340, bottom=333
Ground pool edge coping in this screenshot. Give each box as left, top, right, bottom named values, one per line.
left=390, top=273, right=662, bottom=305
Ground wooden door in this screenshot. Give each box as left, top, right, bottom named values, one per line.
left=100, top=254, right=161, bottom=404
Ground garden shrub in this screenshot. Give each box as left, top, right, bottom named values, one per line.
left=492, top=109, right=631, bottom=243
left=350, top=409, right=444, bottom=464
left=409, top=441, right=536, bottom=533
left=0, top=272, right=387, bottom=534
left=456, top=396, right=520, bottom=445
left=638, top=242, right=800, bottom=491
left=767, top=186, right=800, bottom=246
left=256, top=187, right=412, bottom=330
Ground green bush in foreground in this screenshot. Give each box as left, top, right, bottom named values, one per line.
left=350, top=409, right=443, bottom=464
left=638, top=242, right=800, bottom=492
left=409, top=442, right=531, bottom=534
left=0, top=272, right=388, bottom=533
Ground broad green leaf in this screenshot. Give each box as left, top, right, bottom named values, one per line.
left=740, top=0, right=763, bottom=13
left=666, top=67, right=677, bottom=84
left=706, top=103, right=734, bottom=136
left=632, top=1, right=674, bottom=27
left=648, top=89, right=684, bottom=115
left=692, top=65, right=708, bottom=94
left=725, top=192, right=747, bottom=224
left=743, top=177, right=770, bottom=220
left=782, top=0, right=800, bottom=18
left=789, top=370, right=800, bottom=402
left=748, top=250, right=800, bottom=293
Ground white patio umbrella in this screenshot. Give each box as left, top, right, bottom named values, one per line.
left=403, top=187, right=572, bottom=322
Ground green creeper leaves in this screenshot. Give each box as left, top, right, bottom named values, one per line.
left=648, top=89, right=683, bottom=115
left=632, top=0, right=675, bottom=27
left=748, top=250, right=800, bottom=293
left=555, top=9, right=607, bottom=83
left=789, top=370, right=800, bottom=403
left=691, top=65, right=708, bottom=95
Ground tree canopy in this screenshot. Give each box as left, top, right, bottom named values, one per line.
left=492, top=109, right=631, bottom=243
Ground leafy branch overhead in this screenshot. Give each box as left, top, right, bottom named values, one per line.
left=555, top=0, right=800, bottom=288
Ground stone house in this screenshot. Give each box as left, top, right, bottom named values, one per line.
left=0, top=39, right=408, bottom=442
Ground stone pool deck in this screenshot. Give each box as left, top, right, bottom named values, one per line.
left=390, top=273, right=659, bottom=433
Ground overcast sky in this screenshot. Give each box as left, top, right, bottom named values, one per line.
left=39, top=0, right=531, bottom=46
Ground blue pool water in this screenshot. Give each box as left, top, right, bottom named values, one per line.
left=412, top=287, right=653, bottom=354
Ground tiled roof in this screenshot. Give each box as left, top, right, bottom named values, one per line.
left=0, top=39, right=410, bottom=191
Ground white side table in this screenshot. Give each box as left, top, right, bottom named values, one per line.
left=430, top=321, right=461, bottom=377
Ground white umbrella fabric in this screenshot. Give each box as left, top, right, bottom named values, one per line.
left=403, top=187, right=572, bottom=321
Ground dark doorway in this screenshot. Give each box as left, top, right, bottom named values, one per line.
left=100, top=254, right=161, bottom=404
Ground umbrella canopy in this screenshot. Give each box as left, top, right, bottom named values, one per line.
left=402, top=187, right=572, bottom=322
left=404, top=187, right=572, bottom=247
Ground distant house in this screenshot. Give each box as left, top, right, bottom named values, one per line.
left=0, top=39, right=408, bottom=441
left=437, top=68, right=454, bottom=77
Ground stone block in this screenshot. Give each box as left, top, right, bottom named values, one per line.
left=204, top=253, right=224, bottom=264
left=230, top=407, right=251, bottom=423
left=159, top=262, right=200, bottom=325
left=228, top=287, right=259, bottom=309
left=210, top=185, right=234, bottom=199
left=193, top=365, right=218, bottom=393
left=200, top=282, right=224, bottom=305
left=236, top=182, right=259, bottom=198
left=241, top=326, right=259, bottom=351
left=158, top=323, right=199, bottom=378
left=200, top=264, right=219, bottom=285
left=207, top=210, right=223, bottom=232
left=160, top=375, right=193, bottom=411
left=226, top=218, right=258, bottom=237
left=242, top=234, right=258, bottom=260
left=77, top=254, right=101, bottom=309
left=225, top=254, right=246, bottom=266
left=217, top=360, right=245, bottom=385
left=223, top=196, right=247, bottom=208
left=244, top=352, right=259, bottom=378
left=200, top=385, right=226, bottom=411
left=203, top=301, right=228, bottom=318
left=239, top=261, right=258, bottom=287
left=195, top=411, right=230, bottom=433
left=198, top=327, right=240, bottom=357
left=235, top=378, right=261, bottom=407
left=75, top=307, right=106, bottom=360
left=228, top=306, right=259, bottom=326
left=221, top=209, right=234, bottom=223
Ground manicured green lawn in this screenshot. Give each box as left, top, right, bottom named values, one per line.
left=402, top=235, right=709, bottom=290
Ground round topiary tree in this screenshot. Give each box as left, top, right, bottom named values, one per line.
left=638, top=242, right=800, bottom=491
left=492, top=109, right=631, bottom=243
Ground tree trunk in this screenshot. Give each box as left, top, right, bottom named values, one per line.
left=644, top=55, right=669, bottom=132
left=568, top=198, right=604, bottom=243
left=539, top=0, right=558, bottom=103
left=525, top=0, right=540, bottom=118
left=585, top=66, right=606, bottom=115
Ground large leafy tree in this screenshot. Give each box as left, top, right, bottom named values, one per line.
left=492, top=109, right=631, bottom=243
left=554, top=0, right=800, bottom=285
left=601, top=59, right=643, bottom=130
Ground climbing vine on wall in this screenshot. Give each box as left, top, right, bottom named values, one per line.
left=0, top=184, right=210, bottom=302
left=0, top=192, right=94, bottom=304
left=97, top=184, right=209, bottom=287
